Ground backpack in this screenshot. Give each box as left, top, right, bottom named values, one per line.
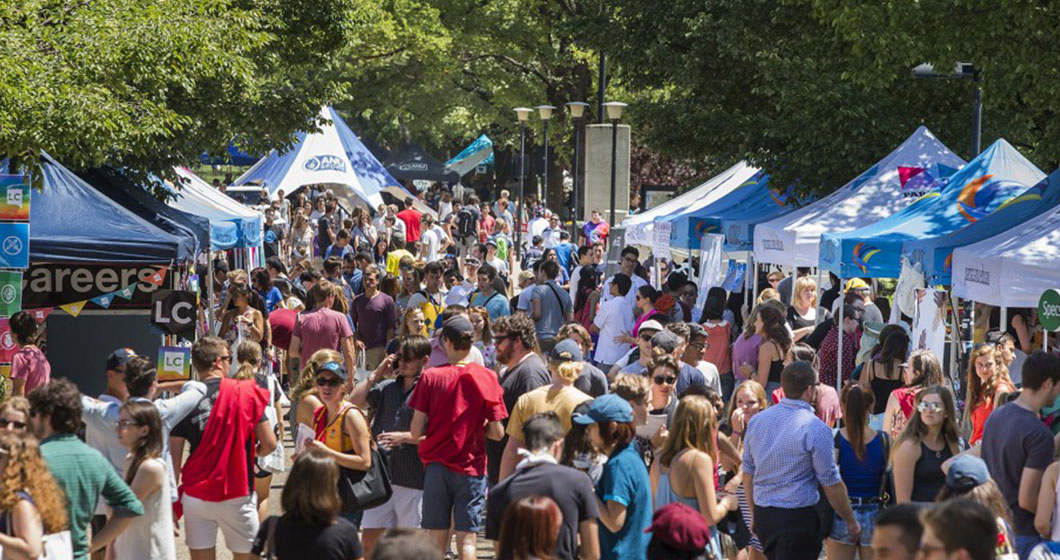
left=494, top=236, right=509, bottom=260
left=457, top=208, right=476, bottom=238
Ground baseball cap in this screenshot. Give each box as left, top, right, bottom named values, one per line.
left=442, top=316, right=475, bottom=339
left=314, top=361, right=348, bottom=381
left=638, top=320, right=664, bottom=334
left=573, top=394, right=634, bottom=425
left=645, top=503, right=711, bottom=552
left=946, top=455, right=990, bottom=492
left=650, top=330, right=681, bottom=353
left=845, top=278, right=870, bottom=291
left=549, top=339, right=583, bottom=363
left=465, top=257, right=481, bottom=267
left=485, top=239, right=497, bottom=248
left=106, top=348, right=137, bottom=371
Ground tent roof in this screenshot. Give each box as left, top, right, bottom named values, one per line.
left=952, top=168, right=1060, bottom=307
left=29, top=155, right=193, bottom=263
left=905, top=167, right=1060, bottom=286
left=164, top=168, right=264, bottom=250
left=623, top=161, right=760, bottom=246
left=200, top=142, right=262, bottom=166
left=385, top=144, right=460, bottom=183
left=819, top=139, right=1045, bottom=278
left=79, top=167, right=210, bottom=257
left=754, top=127, right=966, bottom=266
left=446, top=134, right=493, bottom=176
left=234, top=107, right=411, bottom=208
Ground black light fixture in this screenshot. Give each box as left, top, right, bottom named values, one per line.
left=603, top=101, right=627, bottom=226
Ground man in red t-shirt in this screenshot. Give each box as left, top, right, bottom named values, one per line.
left=410, top=316, right=506, bottom=560
left=395, top=197, right=422, bottom=243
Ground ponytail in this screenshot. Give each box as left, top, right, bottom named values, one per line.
left=234, top=340, right=262, bottom=381
left=840, top=383, right=875, bottom=461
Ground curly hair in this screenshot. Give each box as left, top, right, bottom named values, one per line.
left=492, top=314, right=539, bottom=353
left=558, top=322, right=593, bottom=352
left=27, top=379, right=82, bottom=434
left=0, top=432, right=67, bottom=533
left=292, top=349, right=343, bottom=404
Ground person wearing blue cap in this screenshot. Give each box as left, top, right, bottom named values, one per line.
left=497, top=339, right=593, bottom=480
left=574, top=394, right=652, bottom=560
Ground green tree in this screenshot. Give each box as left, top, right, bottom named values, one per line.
left=0, top=0, right=360, bottom=192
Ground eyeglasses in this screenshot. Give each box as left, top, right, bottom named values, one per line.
left=117, top=420, right=140, bottom=429
left=0, top=419, right=25, bottom=430
left=218, top=354, right=232, bottom=362
left=688, top=342, right=708, bottom=350
left=315, top=376, right=343, bottom=388
left=653, top=375, right=677, bottom=385
left=917, top=401, right=945, bottom=413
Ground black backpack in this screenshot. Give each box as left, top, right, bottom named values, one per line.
left=457, top=208, right=477, bottom=238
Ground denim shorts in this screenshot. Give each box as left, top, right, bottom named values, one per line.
left=421, top=462, right=488, bottom=533
left=829, top=502, right=879, bottom=546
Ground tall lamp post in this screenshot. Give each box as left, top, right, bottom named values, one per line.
left=566, top=101, right=589, bottom=238
left=912, top=62, right=982, bottom=157
left=536, top=105, right=557, bottom=205
left=514, top=107, right=534, bottom=254
left=603, top=101, right=626, bottom=227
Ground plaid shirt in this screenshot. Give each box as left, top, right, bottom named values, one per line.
left=742, top=398, right=841, bottom=509
left=818, top=326, right=860, bottom=389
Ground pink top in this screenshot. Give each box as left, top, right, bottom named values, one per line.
left=731, top=333, right=762, bottom=381
left=632, top=309, right=659, bottom=337
left=11, top=346, right=50, bottom=393
left=292, top=307, right=353, bottom=365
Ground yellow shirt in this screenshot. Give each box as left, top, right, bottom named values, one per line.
left=386, top=249, right=414, bottom=276
left=506, top=385, right=592, bottom=441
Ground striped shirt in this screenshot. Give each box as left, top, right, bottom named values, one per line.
left=742, top=398, right=841, bottom=509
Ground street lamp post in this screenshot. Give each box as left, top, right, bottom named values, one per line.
left=537, top=105, right=557, bottom=205
left=912, top=62, right=982, bottom=156
left=514, top=107, right=534, bottom=254
left=603, top=101, right=626, bottom=227
left=566, top=101, right=589, bottom=239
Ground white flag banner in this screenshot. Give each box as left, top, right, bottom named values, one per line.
left=696, top=233, right=726, bottom=309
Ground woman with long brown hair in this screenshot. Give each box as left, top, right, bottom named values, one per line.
left=250, top=448, right=364, bottom=559
left=741, top=304, right=791, bottom=395
left=826, top=384, right=887, bottom=560
left=858, top=329, right=910, bottom=430
left=892, top=386, right=964, bottom=504
left=964, top=343, right=1015, bottom=445
left=0, top=432, right=67, bottom=560
left=219, top=282, right=265, bottom=344
left=112, top=401, right=175, bottom=559
left=726, top=379, right=769, bottom=559
left=496, top=495, right=563, bottom=560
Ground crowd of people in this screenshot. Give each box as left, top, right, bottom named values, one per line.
left=8, top=182, right=1060, bottom=560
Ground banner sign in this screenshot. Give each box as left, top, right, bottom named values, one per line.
left=157, top=346, right=192, bottom=381
left=0, top=176, right=29, bottom=221
left=0, top=319, right=16, bottom=363
left=912, top=288, right=947, bottom=361
left=1040, top=289, right=1060, bottom=332
left=0, top=271, right=21, bottom=317
left=0, top=223, right=29, bottom=269
left=23, top=264, right=173, bottom=309
left=151, top=290, right=197, bottom=337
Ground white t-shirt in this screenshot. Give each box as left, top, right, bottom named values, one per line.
left=569, top=265, right=583, bottom=300
left=601, top=273, right=647, bottom=309
left=422, top=227, right=441, bottom=262
left=529, top=218, right=549, bottom=239
left=593, top=298, right=634, bottom=365
left=489, top=256, right=509, bottom=277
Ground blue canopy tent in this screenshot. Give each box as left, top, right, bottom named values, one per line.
left=691, top=183, right=803, bottom=251
left=235, top=107, right=413, bottom=208
left=78, top=168, right=211, bottom=258
left=904, top=167, right=1060, bottom=286
left=199, top=142, right=262, bottom=167
left=666, top=172, right=799, bottom=251
left=819, top=139, right=1045, bottom=279
left=28, top=157, right=199, bottom=263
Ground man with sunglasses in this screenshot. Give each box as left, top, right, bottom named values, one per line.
left=350, top=335, right=431, bottom=557
left=680, top=323, right=721, bottom=395
left=171, top=336, right=276, bottom=560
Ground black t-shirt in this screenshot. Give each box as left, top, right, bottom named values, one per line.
left=317, top=214, right=333, bottom=253
left=486, top=462, right=599, bottom=560
left=263, top=223, right=285, bottom=259
left=171, top=377, right=268, bottom=492
left=251, top=516, right=363, bottom=560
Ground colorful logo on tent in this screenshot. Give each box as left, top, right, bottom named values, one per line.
left=957, top=175, right=1041, bottom=223
left=899, top=166, right=944, bottom=198
left=303, top=155, right=346, bottom=173
left=852, top=243, right=881, bottom=273
left=943, top=252, right=953, bottom=273
left=769, top=185, right=794, bottom=207
left=694, top=221, right=718, bottom=238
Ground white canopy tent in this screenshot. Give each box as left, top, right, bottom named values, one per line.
left=753, top=126, right=965, bottom=267
left=952, top=185, right=1060, bottom=308
left=623, top=161, right=760, bottom=246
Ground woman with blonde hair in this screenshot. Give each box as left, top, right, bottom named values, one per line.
left=0, top=432, right=68, bottom=559
left=787, top=276, right=825, bottom=342
left=892, top=385, right=964, bottom=504
left=385, top=307, right=428, bottom=355
left=234, top=340, right=284, bottom=522
left=964, top=343, right=1015, bottom=445
left=650, top=395, right=736, bottom=558
left=290, top=349, right=341, bottom=441
left=0, top=397, right=30, bottom=433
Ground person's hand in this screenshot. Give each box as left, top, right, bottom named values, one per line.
left=739, top=362, right=754, bottom=377
left=614, top=332, right=632, bottom=344
left=356, top=340, right=366, bottom=350
left=721, top=493, right=738, bottom=511
left=378, top=431, right=414, bottom=447
left=373, top=354, right=397, bottom=382
left=731, top=407, right=746, bottom=433
left=846, top=518, right=861, bottom=545
left=650, top=426, right=669, bottom=449
left=724, top=476, right=742, bottom=495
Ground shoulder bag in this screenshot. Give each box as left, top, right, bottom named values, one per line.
left=335, top=407, right=393, bottom=512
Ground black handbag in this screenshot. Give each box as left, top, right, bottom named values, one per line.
left=338, top=446, right=393, bottom=512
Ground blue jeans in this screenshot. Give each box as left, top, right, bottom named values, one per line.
left=1016, top=534, right=1044, bottom=560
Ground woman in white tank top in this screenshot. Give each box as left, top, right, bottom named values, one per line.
left=113, top=401, right=176, bottom=559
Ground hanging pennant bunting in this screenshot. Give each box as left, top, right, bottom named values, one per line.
left=91, top=292, right=115, bottom=309
left=59, top=300, right=87, bottom=317
left=115, top=284, right=137, bottom=300
left=29, top=308, right=52, bottom=323
left=144, top=266, right=169, bottom=287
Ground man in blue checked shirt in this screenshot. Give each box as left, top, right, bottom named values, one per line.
left=742, top=360, right=859, bottom=559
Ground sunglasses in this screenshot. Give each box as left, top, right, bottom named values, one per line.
left=117, top=420, right=140, bottom=429
left=218, top=354, right=232, bottom=362
left=638, top=333, right=654, bottom=342
left=316, top=376, right=343, bottom=388
left=917, top=401, right=945, bottom=413
left=0, top=419, right=25, bottom=430
left=653, top=375, right=677, bottom=385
